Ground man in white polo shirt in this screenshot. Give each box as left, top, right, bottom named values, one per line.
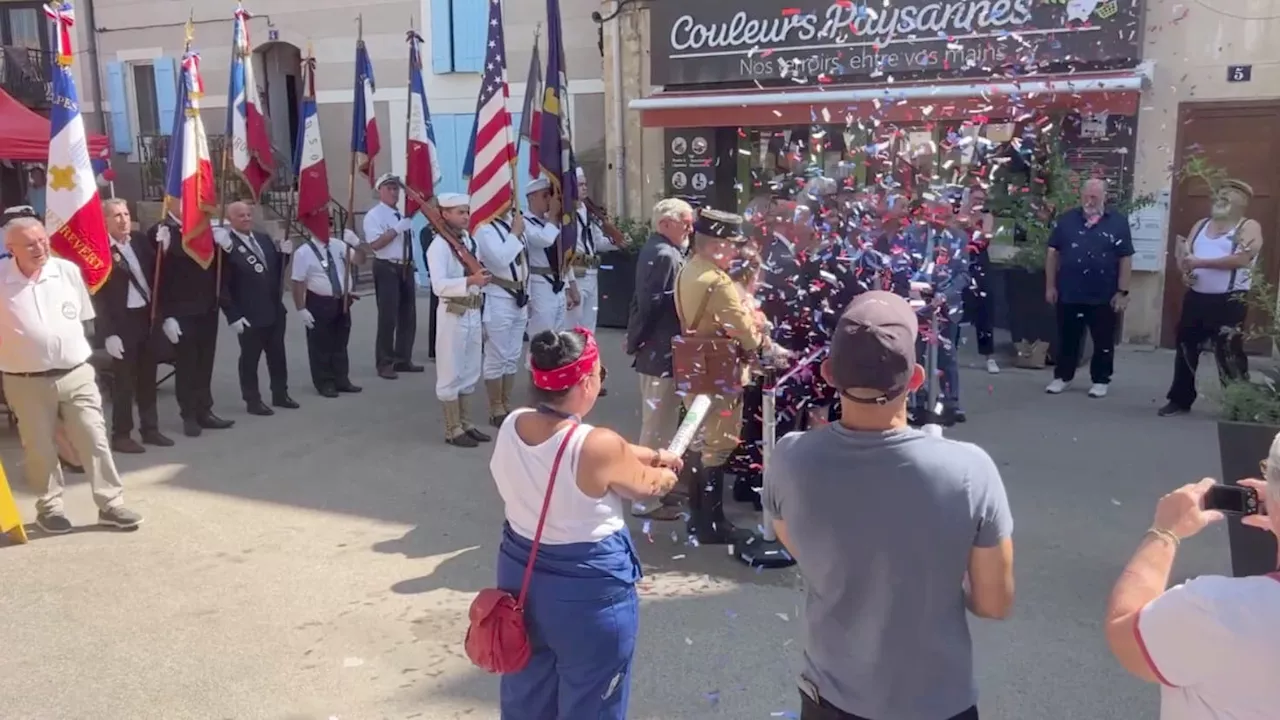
left=362, top=174, right=421, bottom=380
left=0, top=214, right=142, bottom=534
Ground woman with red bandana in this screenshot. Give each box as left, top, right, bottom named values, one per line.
left=489, top=328, right=680, bottom=718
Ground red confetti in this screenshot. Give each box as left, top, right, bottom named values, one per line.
left=781, top=7, right=800, bottom=15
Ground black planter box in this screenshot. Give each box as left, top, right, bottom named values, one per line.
left=597, top=251, right=637, bottom=330
left=1216, top=421, right=1279, bottom=577
left=988, top=264, right=1094, bottom=367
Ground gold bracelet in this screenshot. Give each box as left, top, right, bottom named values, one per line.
left=1145, top=527, right=1181, bottom=549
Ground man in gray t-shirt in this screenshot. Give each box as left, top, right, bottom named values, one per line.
left=765, top=291, right=1015, bottom=720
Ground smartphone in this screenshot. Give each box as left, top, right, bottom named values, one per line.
left=1203, top=485, right=1263, bottom=516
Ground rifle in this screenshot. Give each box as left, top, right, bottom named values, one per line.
left=400, top=184, right=485, bottom=276
left=583, top=196, right=628, bottom=248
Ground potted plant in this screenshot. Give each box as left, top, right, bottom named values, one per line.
left=596, top=217, right=652, bottom=329
left=1216, top=277, right=1280, bottom=576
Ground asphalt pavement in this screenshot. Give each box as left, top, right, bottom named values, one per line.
left=0, top=298, right=1237, bottom=720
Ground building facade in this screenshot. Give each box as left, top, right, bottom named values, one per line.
left=601, top=0, right=1280, bottom=347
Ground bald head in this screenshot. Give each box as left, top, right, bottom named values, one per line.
left=226, top=202, right=254, bottom=233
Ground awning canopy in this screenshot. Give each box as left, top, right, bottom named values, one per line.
left=631, top=65, right=1152, bottom=128
left=0, top=88, right=109, bottom=161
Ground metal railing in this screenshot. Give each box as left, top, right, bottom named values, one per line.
left=0, top=46, right=53, bottom=107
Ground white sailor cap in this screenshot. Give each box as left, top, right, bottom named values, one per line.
left=437, top=193, right=470, bottom=208
left=525, top=176, right=550, bottom=194
left=575, top=167, right=586, bottom=182
left=374, top=173, right=402, bottom=189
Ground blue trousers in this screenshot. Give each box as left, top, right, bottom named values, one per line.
left=497, top=527, right=640, bottom=720
left=914, top=314, right=962, bottom=412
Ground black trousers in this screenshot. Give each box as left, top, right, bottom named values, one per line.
left=305, top=291, right=352, bottom=391
left=237, top=318, right=288, bottom=403
left=173, top=309, right=219, bottom=420
left=1054, top=302, right=1118, bottom=384
left=1167, top=290, right=1249, bottom=409
left=110, top=307, right=159, bottom=437
left=427, top=291, right=438, bottom=359
left=800, top=692, right=978, bottom=720
left=373, top=259, right=417, bottom=368
left=965, top=250, right=994, bottom=356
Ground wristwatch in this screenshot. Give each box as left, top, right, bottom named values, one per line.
left=1118, top=290, right=1130, bottom=296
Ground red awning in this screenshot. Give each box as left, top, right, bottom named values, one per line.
left=0, top=88, right=109, bottom=161
left=632, top=68, right=1148, bottom=128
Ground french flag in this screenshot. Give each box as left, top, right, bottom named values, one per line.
left=43, top=2, right=111, bottom=292
left=350, top=21, right=381, bottom=185
left=404, top=30, right=441, bottom=216
left=162, top=46, right=218, bottom=268
left=227, top=4, right=274, bottom=201
left=295, top=55, right=331, bottom=240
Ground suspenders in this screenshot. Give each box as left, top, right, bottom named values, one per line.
left=491, top=219, right=529, bottom=307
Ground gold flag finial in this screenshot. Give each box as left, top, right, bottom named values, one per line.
left=184, top=12, right=195, bottom=46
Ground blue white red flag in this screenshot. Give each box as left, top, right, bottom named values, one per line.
left=350, top=21, right=381, bottom=185
left=295, top=55, right=331, bottom=240
left=538, top=0, right=578, bottom=259
left=43, top=2, right=111, bottom=291
left=162, top=30, right=218, bottom=269
left=462, top=0, right=518, bottom=232
left=404, top=30, right=441, bottom=216
left=227, top=4, right=274, bottom=201
left=517, top=40, right=542, bottom=182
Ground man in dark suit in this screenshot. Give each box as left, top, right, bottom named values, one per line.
left=217, top=201, right=298, bottom=416
left=150, top=212, right=235, bottom=438
left=95, top=199, right=174, bottom=453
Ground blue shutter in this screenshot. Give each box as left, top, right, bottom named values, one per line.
left=429, top=0, right=454, bottom=73
left=454, top=115, right=476, bottom=193
left=153, top=56, right=179, bottom=136
left=434, top=114, right=462, bottom=194
left=104, top=61, right=132, bottom=154
left=451, top=0, right=486, bottom=73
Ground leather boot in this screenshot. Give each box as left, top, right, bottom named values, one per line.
left=686, top=463, right=738, bottom=545
left=501, top=373, right=518, bottom=413
left=459, top=393, right=492, bottom=443
left=485, top=378, right=507, bottom=427
left=443, top=400, right=478, bottom=448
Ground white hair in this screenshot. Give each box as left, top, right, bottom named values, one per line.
left=2, top=216, right=43, bottom=244
left=1083, top=177, right=1108, bottom=192
left=102, top=197, right=128, bottom=212
left=651, top=198, right=693, bottom=227
left=1265, top=433, right=1280, bottom=517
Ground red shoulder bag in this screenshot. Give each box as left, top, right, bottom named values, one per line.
left=465, top=424, right=578, bottom=674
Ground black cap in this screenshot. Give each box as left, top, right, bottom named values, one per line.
left=829, top=291, right=919, bottom=404
left=693, top=208, right=745, bottom=242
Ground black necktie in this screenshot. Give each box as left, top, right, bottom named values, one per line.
left=324, top=244, right=342, bottom=296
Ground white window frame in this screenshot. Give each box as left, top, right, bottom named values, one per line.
left=115, top=48, right=164, bottom=163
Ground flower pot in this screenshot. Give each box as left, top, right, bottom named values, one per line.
left=596, top=252, right=637, bottom=330
left=1216, top=420, right=1279, bottom=577
left=993, top=266, right=1088, bottom=367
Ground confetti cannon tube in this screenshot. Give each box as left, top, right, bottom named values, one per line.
left=665, top=394, right=711, bottom=458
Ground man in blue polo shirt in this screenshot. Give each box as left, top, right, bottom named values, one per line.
left=1044, top=178, right=1133, bottom=398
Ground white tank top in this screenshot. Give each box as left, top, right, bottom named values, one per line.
left=1190, top=219, right=1252, bottom=294
left=489, top=410, right=626, bottom=545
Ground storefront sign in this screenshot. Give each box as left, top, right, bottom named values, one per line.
left=650, top=0, right=1142, bottom=86
left=665, top=128, right=716, bottom=207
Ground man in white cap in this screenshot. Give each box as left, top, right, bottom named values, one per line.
left=362, top=173, right=421, bottom=380
left=567, top=168, right=622, bottom=394
left=523, top=176, right=577, bottom=339
left=473, top=190, right=529, bottom=426
left=426, top=193, right=492, bottom=447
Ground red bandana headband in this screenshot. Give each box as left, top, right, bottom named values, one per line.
left=531, top=327, right=599, bottom=392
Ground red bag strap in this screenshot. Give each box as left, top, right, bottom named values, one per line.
left=516, top=422, right=579, bottom=609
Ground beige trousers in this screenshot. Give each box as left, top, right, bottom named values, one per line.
left=3, top=363, right=124, bottom=515
left=637, top=374, right=683, bottom=450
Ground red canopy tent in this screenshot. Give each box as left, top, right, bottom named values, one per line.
left=0, top=87, right=109, bottom=161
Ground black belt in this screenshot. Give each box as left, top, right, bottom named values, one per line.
left=376, top=258, right=413, bottom=267
left=4, top=362, right=85, bottom=378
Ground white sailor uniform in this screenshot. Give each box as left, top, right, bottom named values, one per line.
left=523, top=211, right=568, bottom=339
left=564, top=203, right=618, bottom=333
left=474, top=215, right=529, bottom=423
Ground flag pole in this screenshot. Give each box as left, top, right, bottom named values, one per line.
left=215, top=10, right=236, bottom=296
left=342, top=15, right=362, bottom=315
left=400, top=15, right=416, bottom=285
left=514, top=22, right=541, bottom=204
left=152, top=14, right=196, bottom=327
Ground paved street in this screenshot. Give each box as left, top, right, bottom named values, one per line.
left=0, top=298, right=1237, bottom=720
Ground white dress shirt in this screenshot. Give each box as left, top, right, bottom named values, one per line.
left=110, top=236, right=150, bottom=309
left=291, top=238, right=355, bottom=297
left=473, top=219, right=527, bottom=300
left=0, top=258, right=94, bottom=373
left=362, top=202, right=410, bottom=263
left=523, top=212, right=562, bottom=271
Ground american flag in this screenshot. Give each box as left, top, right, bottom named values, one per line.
left=462, top=0, right=518, bottom=232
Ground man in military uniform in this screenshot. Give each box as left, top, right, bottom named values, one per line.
left=523, top=180, right=577, bottom=338
left=675, top=208, right=783, bottom=544
left=473, top=186, right=529, bottom=426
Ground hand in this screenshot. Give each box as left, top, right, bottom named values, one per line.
left=278, top=239, right=293, bottom=255
left=549, top=195, right=563, bottom=221
left=155, top=225, right=171, bottom=251
left=104, top=335, right=124, bottom=360
left=1238, top=479, right=1273, bottom=532
left=930, top=294, right=946, bottom=308
left=212, top=227, right=232, bottom=251
left=1045, top=286, right=1058, bottom=305
left=229, top=318, right=251, bottom=335
left=466, top=270, right=492, bottom=287
left=654, top=449, right=684, bottom=473
left=566, top=284, right=581, bottom=309
left=394, top=217, right=415, bottom=234
left=162, top=317, right=182, bottom=344
left=1153, top=478, right=1225, bottom=540
left=298, top=309, right=315, bottom=329
left=511, top=213, right=526, bottom=238
left=1181, top=255, right=1201, bottom=271
left=1111, top=292, right=1130, bottom=312
left=342, top=229, right=361, bottom=247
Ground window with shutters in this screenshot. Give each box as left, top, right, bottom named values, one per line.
left=105, top=57, right=177, bottom=159
left=130, top=64, right=160, bottom=136
left=429, top=0, right=487, bottom=74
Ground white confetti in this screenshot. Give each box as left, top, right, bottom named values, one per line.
left=342, top=657, right=364, bottom=668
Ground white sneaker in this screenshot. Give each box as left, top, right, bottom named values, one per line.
left=1088, top=383, right=1109, bottom=398
left=1045, top=378, right=1069, bottom=394
left=986, top=357, right=1000, bottom=374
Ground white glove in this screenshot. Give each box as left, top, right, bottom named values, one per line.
left=104, top=335, right=124, bottom=360
left=155, top=225, right=171, bottom=251
left=341, top=229, right=361, bottom=247
left=298, top=309, right=315, bottom=329
left=230, top=318, right=250, bottom=335
left=162, top=317, right=182, bottom=344
left=212, top=226, right=232, bottom=251
left=278, top=239, right=293, bottom=254
left=394, top=217, right=415, bottom=234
